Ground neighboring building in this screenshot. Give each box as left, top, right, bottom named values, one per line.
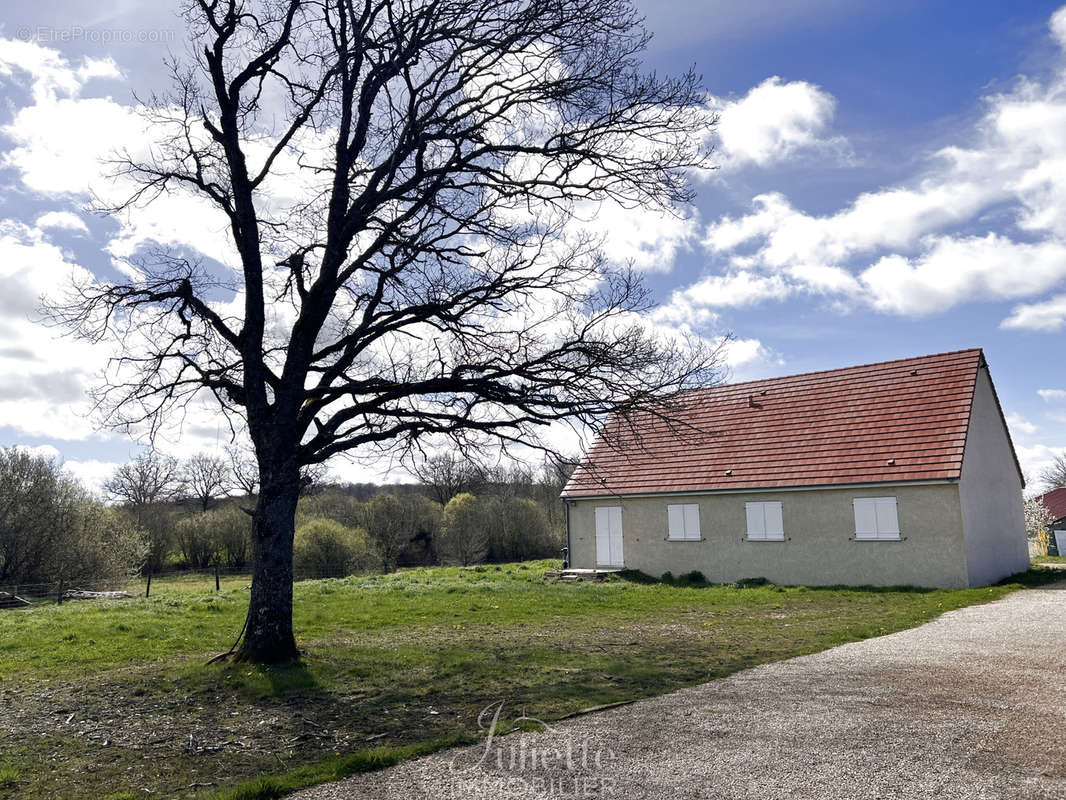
left=1035, top=487, right=1066, bottom=556
left=561, top=349, right=1029, bottom=588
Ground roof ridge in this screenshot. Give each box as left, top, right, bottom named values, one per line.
left=689, top=347, right=983, bottom=394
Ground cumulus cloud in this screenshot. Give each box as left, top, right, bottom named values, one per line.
left=1001, top=293, right=1066, bottom=331
left=675, top=7, right=1066, bottom=325
left=0, top=38, right=239, bottom=270
left=1006, top=412, right=1039, bottom=436
left=1038, top=389, right=1066, bottom=402
left=62, top=459, right=121, bottom=495
left=707, top=77, right=850, bottom=169
left=36, top=210, right=89, bottom=234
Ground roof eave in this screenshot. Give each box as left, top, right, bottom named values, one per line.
left=561, top=476, right=960, bottom=501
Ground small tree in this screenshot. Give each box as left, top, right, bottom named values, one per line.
left=0, top=448, right=146, bottom=586
left=294, top=518, right=372, bottom=578
left=104, top=454, right=181, bottom=507
left=105, top=454, right=182, bottom=571
left=1024, top=496, right=1055, bottom=556
left=182, top=453, right=232, bottom=512
left=439, top=493, right=489, bottom=566
left=1040, top=453, right=1066, bottom=491
left=486, top=497, right=555, bottom=562
left=362, top=493, right=438, bottom=572
left=49, top=504, right=148, bottom=587
left=410, top=453, right=485, bottom=506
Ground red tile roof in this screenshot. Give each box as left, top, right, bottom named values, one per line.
left=1037, top=487, right=1066, bottom=522
left=563, top=349, right=1000, bottom=498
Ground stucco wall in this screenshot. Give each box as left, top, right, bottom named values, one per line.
left=958, top=366, right=1030, bottom=585
left=568, top=483, right=970, bottom=588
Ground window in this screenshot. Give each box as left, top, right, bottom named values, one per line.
left=853, top=497, right=900, bottom=540
left=745, top=502, right=784, bottom=540
left=667, top=503, right=701, bottom=540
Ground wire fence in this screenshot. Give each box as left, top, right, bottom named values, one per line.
left=0, top=561, right=421, bottom=608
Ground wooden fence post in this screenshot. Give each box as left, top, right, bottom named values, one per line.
left=57, top=580, right=65, bottom=605
left=215, top=562, right=220, bottom=592
left=146, top=569, right=152, bottom=599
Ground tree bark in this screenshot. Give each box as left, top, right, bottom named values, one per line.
left=233, top=467, right=301, bottom=663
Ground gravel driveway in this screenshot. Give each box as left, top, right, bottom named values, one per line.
left=295, top=583, right=1066, bottom=800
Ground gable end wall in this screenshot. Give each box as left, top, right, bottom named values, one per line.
left=958, top=366, right=1029, bottom=585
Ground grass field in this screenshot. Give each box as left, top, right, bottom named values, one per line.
left=0, top=561, right=1059, bottom=800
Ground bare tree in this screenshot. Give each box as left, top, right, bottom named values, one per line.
left=226, top=444, right=260, bottom=497
left=53, top=0, right=724, bottom=662
left=182, top=452, right=232, bottom=512
left=104, top=454, right=183, bottom=571
left=1040, top=453, right=1066, bottom=491
left=104, top=454, right=182, bottom=508
left=410, top=452, right=485, bottom=506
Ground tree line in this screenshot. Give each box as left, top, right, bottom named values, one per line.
left=0, top=448, right=572, bottom=587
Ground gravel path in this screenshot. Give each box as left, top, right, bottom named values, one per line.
left=295, top=583, right=1066, bottom=800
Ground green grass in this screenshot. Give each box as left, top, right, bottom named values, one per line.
left=0, top=561, right=1060, bottom=800
left=200, top=737, right=473, bottom=800
left=1035, top=555, right=1066, bottom=564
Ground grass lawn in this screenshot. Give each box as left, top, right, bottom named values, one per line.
left=0, top=561, right=1059, bottom=800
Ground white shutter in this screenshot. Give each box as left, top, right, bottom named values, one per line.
left=609, top=506, right=623, bottom=565
left=667, top=505, right=685, bottom=540
left=745, top=502, right=766, bottom=539
left=853, top=498, right=878, bottom=539
left=875, top=498, right=899, bottom=538
left=684, top=504, right=701, bottom=540
left=764, top=502, right=784, bottom=539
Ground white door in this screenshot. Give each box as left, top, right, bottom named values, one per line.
left=1055, top=530, right=1066, bottom=556
left=595, top=506, right=624, bottom=567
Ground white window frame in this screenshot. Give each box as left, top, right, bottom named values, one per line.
left=667, top=503, right=701, bottom=541
left=853, top=497, right=900, bottom=540
left=745, top=501, right=784, bottom=541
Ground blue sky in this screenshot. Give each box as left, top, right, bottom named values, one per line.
left=0, top=0, right=1065, bottom=489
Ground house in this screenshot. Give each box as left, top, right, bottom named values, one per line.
left=561, top=349, right=1029, bottom=589
left=1035, top=487, right=1066, bottom=556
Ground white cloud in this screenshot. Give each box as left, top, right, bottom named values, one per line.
left=62, top=458, right=121, bottom=495
left=576, top=199, right=698, bottom=272
left=1016, top=442, right=1066, bottom=487
left=859, top=234, right=1066, bottom=315
left=1006, top=412, right=1039, bottom=436
left=662, top=270, right=792, bottom=316
left=1001, top=293, right=1066, bottom=331
left=708, top=77, right=849, bottom=169
left=681, top=7, right=1066, bottom=325
left=36, top=210, right=89, bottom=234
left=1053, top=6, right=1066, bottom=48
left=0, top=39, right=119, bottom=103
left=1038, top=389, right=1066, bottom=402
left=0, top=38, right=239, bottom=270
left=722, top=337, right=771, bottom=368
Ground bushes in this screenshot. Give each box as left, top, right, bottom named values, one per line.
left=294, top=518, right=373, bottom=578
left=363, top=494, right=441, bottom=572
left=436, top=494, right=558, bottom=566
left=487, top=497, right=557, bottom=561
left=437, top=493, right=488, bottom=566
left=175, top=504, right=253, bottom=570
left=0, top=448, right=147, bottom=584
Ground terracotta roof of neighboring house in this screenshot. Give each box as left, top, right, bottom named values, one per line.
left=563, top=348, right=1018, bottom=498
left=1036, top=487, right=1066, bottom=522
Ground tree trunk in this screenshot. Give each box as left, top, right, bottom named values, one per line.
left=233, top=467, right=301, bottom=663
